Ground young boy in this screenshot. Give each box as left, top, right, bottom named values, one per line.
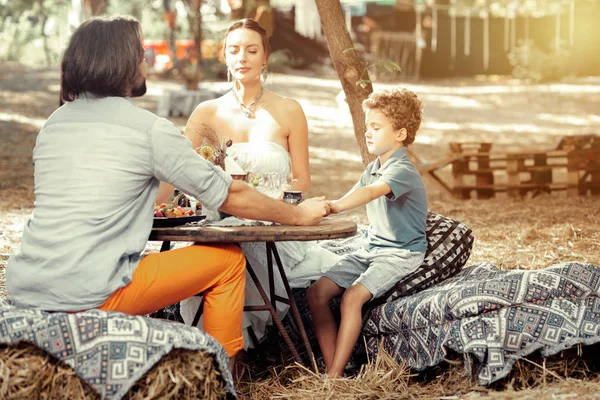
left=307, top=88, right=428, bottom=377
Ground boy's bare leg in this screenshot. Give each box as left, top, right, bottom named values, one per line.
left=327, top=283, right=372, bottom=377
left=307, top=277, right=345, bottom=370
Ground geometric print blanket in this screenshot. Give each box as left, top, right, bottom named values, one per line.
left=319, top=211, right=474, bottom=306
left=363, top=261, right=600, bottom=385
left=280, top=211, right=474, bottom=368
left=0, top=304, right=236, bottom=399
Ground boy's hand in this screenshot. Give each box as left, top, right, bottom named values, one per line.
left=295, top=197, right=330, bottom=225
left=325, top=200, right=342, bottom=214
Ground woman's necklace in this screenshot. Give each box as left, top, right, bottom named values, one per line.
left=233, top=87, right=264, bottom=119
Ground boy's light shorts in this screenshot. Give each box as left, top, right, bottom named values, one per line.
left=323, top=247, right=425, bottom=299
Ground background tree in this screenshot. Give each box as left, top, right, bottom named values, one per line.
left=314, top=0, right=374, bottom=167
left=181, top=0, right=204, bottom=89
left=0, top=0, right=70, bottom=66
left=162, top=0, right=177, bottom=71
left=82, top=0, right=108, bottom=18
left=129, top=0, right=143, bottom=21
left=227, top=0, right=245, bottom=20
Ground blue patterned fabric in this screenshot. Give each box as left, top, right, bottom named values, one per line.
left=280, top=211, right=474, bottom=367
left=315, top=212, right=474, bottom=306
left=363, top=262, right=600, bottom=385
left=0, top=304, right=235, bottom=399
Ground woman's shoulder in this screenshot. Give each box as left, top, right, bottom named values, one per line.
left=267, top=91, right=304, bottom=114
left=188, top=94, right=233, bottom=124
left=191, top=96, right=224, bottom=115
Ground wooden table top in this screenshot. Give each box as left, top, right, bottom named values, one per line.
left=148, top=217, right=358, bottom=243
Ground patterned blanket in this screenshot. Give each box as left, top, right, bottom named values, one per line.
left=0, top=304, right=235, bottom=399
left=364, top=261, right=600, bottom=385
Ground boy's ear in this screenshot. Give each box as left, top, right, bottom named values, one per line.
left=396, top=128, right=408, bottom=143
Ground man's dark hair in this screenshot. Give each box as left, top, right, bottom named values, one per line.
left=60, top=16, right=144, bottom=102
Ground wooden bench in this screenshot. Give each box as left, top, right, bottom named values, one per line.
left=449, top=136, right=600, bottom=199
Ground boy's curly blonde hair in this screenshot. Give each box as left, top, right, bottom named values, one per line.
left=362, top=88, right=423, bottom=146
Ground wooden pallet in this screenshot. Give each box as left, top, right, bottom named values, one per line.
left=449, top=136, right=600, bottom=199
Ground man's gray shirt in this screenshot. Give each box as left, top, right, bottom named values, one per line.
left=7, top=95, right=232, bottom=311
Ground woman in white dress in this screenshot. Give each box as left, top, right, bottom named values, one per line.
left=156, top=19, right=340, bottom=348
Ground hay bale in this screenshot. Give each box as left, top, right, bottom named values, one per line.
left=124, top=348, right=227, bottom=400
left=0, top=343, right=98, bottom=400
left=0, top=343, right=227, bottom=400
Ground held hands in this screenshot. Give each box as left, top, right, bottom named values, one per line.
left=325, top=200, right=342, bottom=214
left=296, top=196, right=331, bottom=225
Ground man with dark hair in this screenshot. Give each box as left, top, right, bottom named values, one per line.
left=6, top=15, right=329, bottom=367
left=60, top=16, right=148, bottom=101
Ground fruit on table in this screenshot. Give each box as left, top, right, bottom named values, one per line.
left=153, top=203, right=195, bottom=218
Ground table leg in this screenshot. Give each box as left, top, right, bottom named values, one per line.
left=268, top=243, right=319, bottom=373
left=191, top=297, right=204, bottom=327
left=244, top=258, right=303, bottom=364
left=160, top=241, right=171, bottom=252
left=267, top=247, right=277, bottom=312
left=159, top=239, right=315, bottom=369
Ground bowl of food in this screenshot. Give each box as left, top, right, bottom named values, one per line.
left=153, top=202, right=205, bottom=227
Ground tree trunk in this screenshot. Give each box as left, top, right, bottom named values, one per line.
left=83, top=0, right=108, bottom=18
left=163, top=0, right=177, bottom=70
left=314, top=0, right=374, bottom=167
left=130, top=0, right=143, bottom=21
left=184, top=0, right=203, bottom=90
left=184, top=0, right=203, bottom=69
left=68, top=0, right=85, bottom=30
left=40, top=13, right=52, bottom=66
left=228, top=0, right=245, bottom=20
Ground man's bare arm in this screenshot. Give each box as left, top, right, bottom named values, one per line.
left=220, top=181, right=329, bottom=226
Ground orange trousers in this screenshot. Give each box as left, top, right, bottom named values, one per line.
left=99, top=244, right=246, bottom=357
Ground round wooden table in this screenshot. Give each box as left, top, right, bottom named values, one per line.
left=148, top=217, right=357, bottom=243
left=149, top=217, right=357, bottom=371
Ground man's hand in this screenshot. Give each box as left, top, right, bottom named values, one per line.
left=221, top=182, right=330, bottom=225
left=325, top=200, right=343, bottom=215
left=295, top=197, right=330, bottom=225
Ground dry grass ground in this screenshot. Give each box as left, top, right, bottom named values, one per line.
left=235, top=346, right=600, bottom=400
left=1, top=62, right=599, bottom=398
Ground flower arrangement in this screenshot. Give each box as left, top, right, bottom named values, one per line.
left=193, top=124, right=232, bottom=170
left=196, top=143, right=230, bottom=169
left=192, top=124, right=250, bottom=187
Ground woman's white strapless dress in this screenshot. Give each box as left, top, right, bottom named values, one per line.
left=179, top=142, right=342, bottom=348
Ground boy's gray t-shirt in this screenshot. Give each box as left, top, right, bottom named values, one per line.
left=6, top=95, right=232, bottom=311
left=355, top=147, right=428, bottom=253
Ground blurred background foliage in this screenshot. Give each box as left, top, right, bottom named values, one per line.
left=0, top=0, right=222, bottom=66
left=508, top=39, right=571, bottom=82
left=1, top=0, right=598, bottom=80
left=447, top=0, right=598, bottom=18
left=0, top=0, right=71, bottom=66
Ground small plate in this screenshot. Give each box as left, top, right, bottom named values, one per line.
left=153, top=215, right=206, bottom=228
